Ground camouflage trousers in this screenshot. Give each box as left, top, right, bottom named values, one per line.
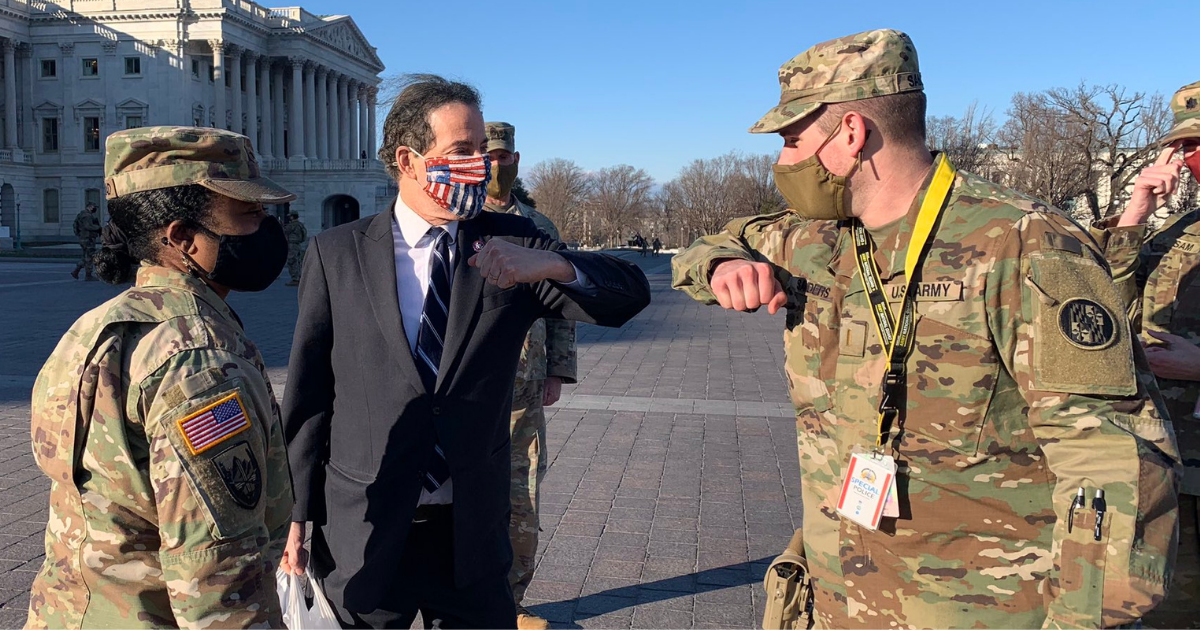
left=508, top=377, right=546, bottom=606
left=74, top=239, right=96, bottom=277
left=286, top=246, right=305, bottom=282
left=1144, top=493, right=1200, bottom=629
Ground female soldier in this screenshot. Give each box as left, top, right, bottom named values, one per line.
left=26, top=127, right=295, bottom=629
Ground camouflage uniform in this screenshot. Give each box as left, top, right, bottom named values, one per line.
left=673, top=30, right=1180, bottom=629
left=1089, top=80, right=1200, bottom=629
left=484, top=121, right=578, bottom=609
left=284, top=215, right=308, bottom=283
left=72, top=208, right=101, bottom=279
left=27, top=126, right=296, bottom=629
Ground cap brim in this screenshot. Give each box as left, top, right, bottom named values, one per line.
left=200, top=176, right=297, bottom=204
left=749, top=101, right=820, bottom=134
left=1161, top=119, right=1200, bottom=146
left=485, top=141, right=515, bottom=153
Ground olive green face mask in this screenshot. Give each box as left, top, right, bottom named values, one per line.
left=772, top=122, right=864, bottom=220
left=487, top=161, right=519, bottom=200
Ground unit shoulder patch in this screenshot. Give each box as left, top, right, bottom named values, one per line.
left=177, top=392, right=251, bottom=456
left=211, top=440, right=262, bottom=509
left=1058, top=297, right=1117, bottom=350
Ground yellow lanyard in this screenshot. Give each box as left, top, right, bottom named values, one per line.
left=852, top=154, right=957, bottom=448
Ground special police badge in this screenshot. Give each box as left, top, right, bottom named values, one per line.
left=1058, top=298, right=1117, bottom=350
left=212, top=441, right=262, bottom=509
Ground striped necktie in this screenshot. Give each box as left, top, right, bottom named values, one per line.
left=414, top=227, right=452, bottom=492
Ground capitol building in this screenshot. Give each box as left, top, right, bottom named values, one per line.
left=0, top=0, right=391, bottom=248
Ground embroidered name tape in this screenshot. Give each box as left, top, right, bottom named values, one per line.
left=177, top=392, right=252, bottom=455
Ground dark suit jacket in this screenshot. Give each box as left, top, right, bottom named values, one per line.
left=282, top=206, right=650, bottom=612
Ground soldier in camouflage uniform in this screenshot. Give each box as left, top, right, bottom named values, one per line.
left=483, top=121, right=577, bottom=630
left=70, top=202, right=101, bottom=280
left=284, top=210, right=308, bottom=286
left=672, top=30, right=1180, bottom=629
left=1089, top=80, right=1200, bottom=629
left=27, top=126, right=296, bottom=629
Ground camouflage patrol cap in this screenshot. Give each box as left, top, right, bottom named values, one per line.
left=104, top=126, right=296, bottom=203
left=485, top=122, right=516, bottom=153
left=750, top=29, right=923, bottom=134
left=1161, top=80, right=1200, bottom=146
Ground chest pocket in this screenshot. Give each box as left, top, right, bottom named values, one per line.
left=784, top=277, right=837, bottom=421
left=1161, top=236, right=1200, bottom=335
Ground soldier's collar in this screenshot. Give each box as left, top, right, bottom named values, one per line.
left=135, top=265, right=241, bottom=326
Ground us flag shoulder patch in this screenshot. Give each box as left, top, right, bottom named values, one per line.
left=177, top=392, right=252, bottom=456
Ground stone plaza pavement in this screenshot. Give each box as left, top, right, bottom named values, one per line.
left=0, top=251, right=801, bottom=629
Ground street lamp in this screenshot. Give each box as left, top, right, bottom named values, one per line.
left=14, top=200, right=21, bottom=251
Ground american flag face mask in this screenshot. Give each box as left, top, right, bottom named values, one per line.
left=413, top=150, right=492, bottom=220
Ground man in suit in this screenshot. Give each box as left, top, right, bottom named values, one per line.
left=279, top=74, right=651, bottom=629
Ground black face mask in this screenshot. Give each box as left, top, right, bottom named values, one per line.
left=184, top=216, right=289, bottom=292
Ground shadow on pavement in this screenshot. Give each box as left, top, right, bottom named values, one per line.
left=530, top=557, right=769, bottom=627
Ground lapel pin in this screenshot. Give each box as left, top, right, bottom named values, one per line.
left=473, top=239, right=485, bottom=252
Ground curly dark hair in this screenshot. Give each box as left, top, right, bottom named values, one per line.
left=378, top=74, right=482, bottom=180
left=93, top=185, right=215, bottom=284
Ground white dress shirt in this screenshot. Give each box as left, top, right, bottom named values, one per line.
left=392, top=197, right=458, bottom=505
left=391, top=197, right=589, bottom=506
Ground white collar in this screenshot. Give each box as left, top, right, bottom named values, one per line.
left=393, top=195, right=459, bottom=248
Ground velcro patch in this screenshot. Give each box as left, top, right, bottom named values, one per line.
left=211, top=441, right=262, bottom=509
left=177, top=392, right=251, bottom=455
left=1058, top=298, right=1117, bottom=350
left=885, top=281, right=964, bottom=302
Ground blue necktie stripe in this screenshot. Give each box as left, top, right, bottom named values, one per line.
left=415, top=227, right=452, bottom=492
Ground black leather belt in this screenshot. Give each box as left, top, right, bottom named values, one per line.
left=412, top=503, right=452, bottom=524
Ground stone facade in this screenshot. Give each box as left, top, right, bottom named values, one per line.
left=0, top=0, right=393, bottom=247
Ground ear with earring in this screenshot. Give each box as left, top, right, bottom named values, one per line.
left=164, top=235, right=204, bottom=279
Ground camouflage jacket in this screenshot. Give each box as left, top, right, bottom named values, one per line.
left=72, top=211, right=100, bottom=242
left=672, top=168, right=1180, bottom=629
left=1092, top=207, right=1200, bottom=496
left=485, top=198, right=578, bottom=384
left=284, top=220, right=308, bottom=246
left=27, top=266, right=293, bottom=629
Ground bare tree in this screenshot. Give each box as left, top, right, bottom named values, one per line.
left=927, top=102, right=998, bottom=176
left=730, top=153, right=785, bottom=217
left=525, top=158, right=591, bottom=244
left=587, top=165, right=655, bottom=248
left=995, top=92, right=1095, bottom=218
left=1045, top=84, right=1172, bottom=221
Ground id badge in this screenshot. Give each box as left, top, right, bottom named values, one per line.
left=836, top=452, right=896, bottom=530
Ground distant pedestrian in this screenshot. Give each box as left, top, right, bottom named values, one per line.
left=27, top=126, right=296, bottom=629
left=70, top=203, right=101, bottom=280
left=652, top=237, right=662, bottom=256
left=284, top=211, right=308, bottom=286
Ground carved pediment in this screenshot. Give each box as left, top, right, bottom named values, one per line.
left=308, top=18, right=383, bottom=70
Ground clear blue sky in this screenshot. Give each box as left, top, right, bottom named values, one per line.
left=301, top=0, right=1196, bottom=182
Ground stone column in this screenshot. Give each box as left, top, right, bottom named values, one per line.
left=303, top=62, right=317, bottom=159
left=316, top=67, right=329, bottom=159
left=367, top=87, right=377, bottom=161
left=244, top=51, right=259, bottom=151
left=228, top=46, right=242, bottom=134
left=257, top=57, right=273, bottom=158
left=358, top=85, right=369, bottom=161
left=348, top=81, right=360, bottom=160
left=288, top=58, right=305, bottom=159
left=3, top=39, right=17, bottom=148
left=328, top=73, right=340, bottom=159
left=272, top=63, right=285, bottom=158
left=210, top=41, right=225, bottom=129
left=336, top=76, right=349, bottom=160
left=343, top=78, right=355, bottom=159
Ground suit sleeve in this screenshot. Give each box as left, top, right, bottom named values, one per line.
left=282, top=236, right=335, bottom=524
left=522, top=227, right=651, bottom=328
left=987, top=215, right=1179, bottom=629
